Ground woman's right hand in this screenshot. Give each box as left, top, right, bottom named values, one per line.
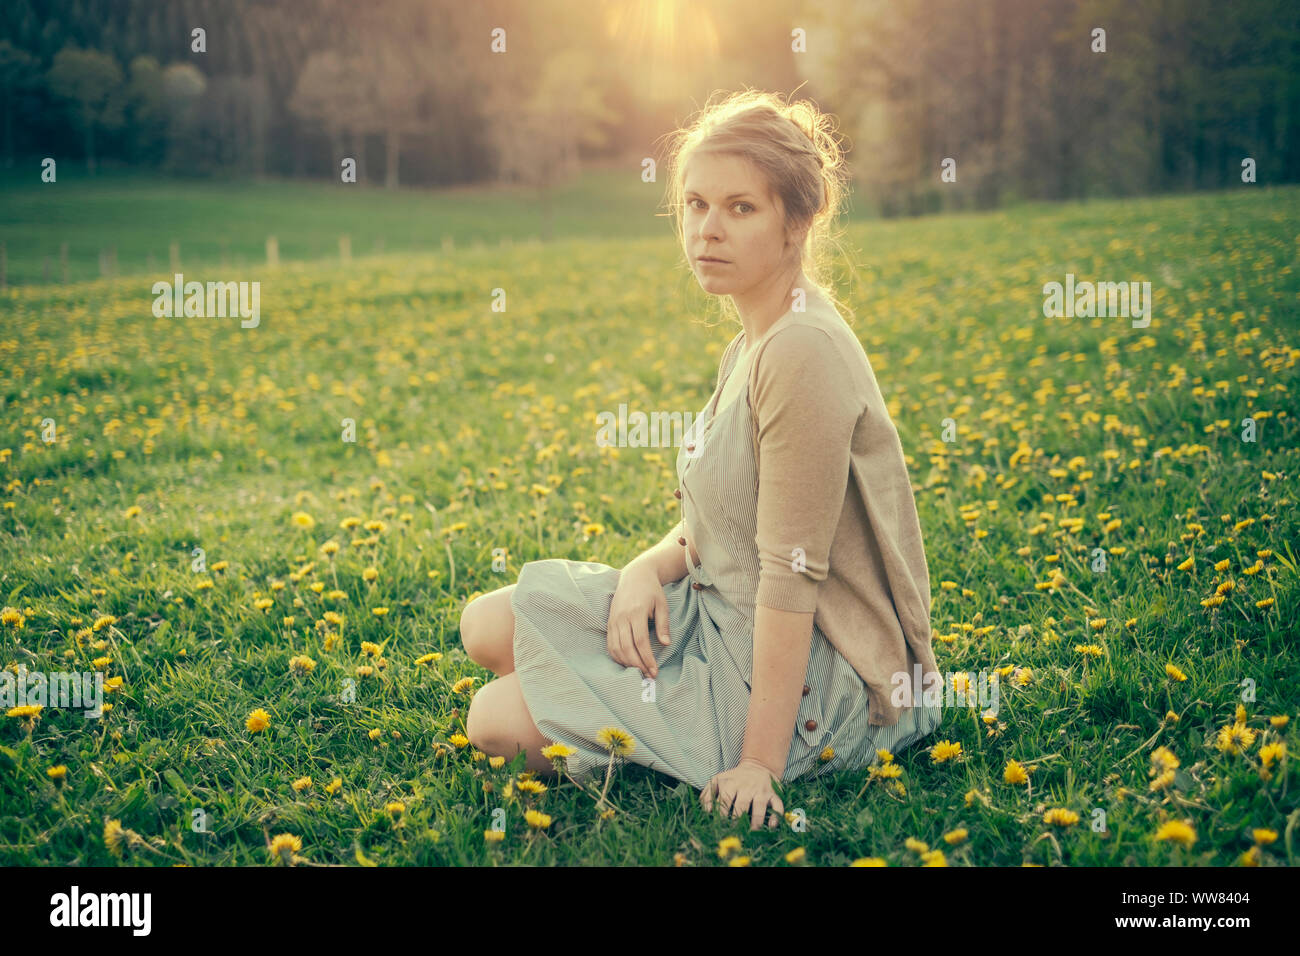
left=607, top=559, right=671, bottom=679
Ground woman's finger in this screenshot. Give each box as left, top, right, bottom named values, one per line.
left=699, top=776, right=715, bottom=811
left=767, top=792, right=785, bottom=829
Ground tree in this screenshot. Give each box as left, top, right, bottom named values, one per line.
left=160, top=62, right=206, bottom=172
left=46, top=44, right=124, bottom=174
left=482, top=48, right=616, bottom=236
left=289, top=50, right=369, bottom=168
left=0, top=41, right=37, bottom=167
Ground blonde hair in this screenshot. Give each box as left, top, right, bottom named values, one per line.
left=658, top=87, right=853, bottom=326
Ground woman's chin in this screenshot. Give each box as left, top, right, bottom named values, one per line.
left=695, top=273, right=731, bottom=295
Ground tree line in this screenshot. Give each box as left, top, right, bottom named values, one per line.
left=2, top=0, right=1294, bottom=212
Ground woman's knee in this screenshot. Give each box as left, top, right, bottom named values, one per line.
left=459, top=585, right=516, bottom=669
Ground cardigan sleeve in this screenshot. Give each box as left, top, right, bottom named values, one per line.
left=750, top=324, right=862, bottom=613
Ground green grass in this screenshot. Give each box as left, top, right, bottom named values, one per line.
left=0, top=181, right=1298, bottom=866
left=0, top=164, right=678, bottom=286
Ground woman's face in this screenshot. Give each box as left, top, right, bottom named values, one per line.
left=682, top=152, right=795, bottom=297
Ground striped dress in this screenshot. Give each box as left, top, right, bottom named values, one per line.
left=509, top=336, right=943, bottom=790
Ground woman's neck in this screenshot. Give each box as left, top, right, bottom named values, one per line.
left=735, top=267, right=817, bottom=347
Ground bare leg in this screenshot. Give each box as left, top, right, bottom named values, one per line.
left=466, top=673, right=559, bottom=776
left=459, top=585, right=517, bottom=676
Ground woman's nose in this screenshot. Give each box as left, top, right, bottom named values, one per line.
left=700, top=211, right=723, bottom=241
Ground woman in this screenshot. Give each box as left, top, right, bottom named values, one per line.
left=460, top=90, right=943, bottom=831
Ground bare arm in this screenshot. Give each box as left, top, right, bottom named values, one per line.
left=741, top=605, right=815, bottom=779
left=622, top=519, right=688, bottom=587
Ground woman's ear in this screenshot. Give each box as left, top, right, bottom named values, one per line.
left=786, top=219, right=811, bottom=252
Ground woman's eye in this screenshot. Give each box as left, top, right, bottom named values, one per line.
left=734, top=202, right=753, bottom=214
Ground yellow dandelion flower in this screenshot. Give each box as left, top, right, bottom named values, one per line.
left=597, top=726, right=636, bottom=755
left=484, top=829, right=505, bottom=843
left=1216, top=722, right=1256, bottom=755
left=291, top=512, right=315, bottom=528
left=929, top=739, right=962, bottom=763
left=942, top=828, right=968, bottom=845
left=385, top=801, right=405, bottom=816
left=449, top=733, right=470, bottom=748
left=103, top=819, right=126, bottom=856
left=728, top=855, right=751, bottom=867
left=1259, top=742, right=1285, bottom=768
left=362, top=567, right=378, bottom=582
left=1149, top=768, right=1175, bottom=791
left=7, top=704, right=42, bottom=720
left=489, top=755, right=506, bottom=769
left=1074, top=643, right=1104, bottom=657
left=1252, top=828, right=1277, bottom=845
left=371, top=606, right=389, bottom=617
left=515, top=778, right=547, bottom=795
left=452, top=676, right=477, bottom=694
left=47, top=765, right=68, bottom=781
left=368, top=727, right=382, bottom=740
left=904, top=837, right=929, bottom=853
left=1150, top=746, right=1179, bottom=771
left=360, top=641, right=381, bottom=657
left=326, top=778, right=342, bottom=795
left=784, top=847, right=806, bottom=864
left=524, top=809, right=551, bottom=830
left=717, top=836, right=742, bottom=858
left=851, top=857, right=888, bottom=866
left=1043, top=808, right=1079, bottom=827
left=819, top=745, right=835, bottom=762
left=876, top=749, right=894, bottom=763
left=920, top=849, right=948, bottom=866
left=1153, top=819, right=1196, bottom=847
left=245, top=708, right=271, bottom=733
left=269, top=833, right=301, bottom=863
left=1165, top=663, right=1187, bottom=681
left=414, top=652, right=442, bottom=666
left=288, top=654, right=316, bottom=675
left=541, top=742, right=576, bottom=760
left=291, top=776, right=312, bottom=792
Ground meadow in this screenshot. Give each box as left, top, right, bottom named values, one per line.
left=1, top=180, right=1297, bottom=866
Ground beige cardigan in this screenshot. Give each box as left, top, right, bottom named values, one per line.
left=717, top=291, right=941, bottom=727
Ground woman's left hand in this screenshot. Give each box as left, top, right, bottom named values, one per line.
left=700, top=757, right=785, bottom=831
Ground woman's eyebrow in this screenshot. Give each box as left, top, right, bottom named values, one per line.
left=685, top=190, right=756, bottom=200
